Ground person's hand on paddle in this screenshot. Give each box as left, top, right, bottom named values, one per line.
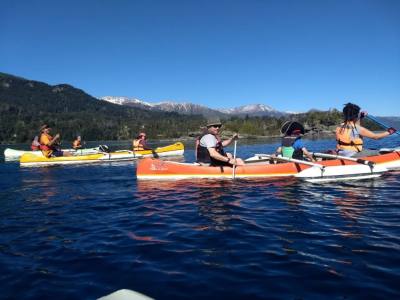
left=359, top=111, right=368, bottom=119
left=51, top=133, right=61, bottom=146
left=229, top=157, right=245, bottom=166
left=232, top=133, right=239, bottom=140
left=387, top=127, right=397, bottom=135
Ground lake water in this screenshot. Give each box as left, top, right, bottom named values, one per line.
left=1, top=137, right=400, bottom=299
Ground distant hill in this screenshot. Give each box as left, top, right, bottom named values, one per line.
left=0, top=72, right=204, bottom=143
left=377, top=116, right=400, bottom=130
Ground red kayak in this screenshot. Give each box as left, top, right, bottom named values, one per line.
left=136, top=151, right=400, bottom=182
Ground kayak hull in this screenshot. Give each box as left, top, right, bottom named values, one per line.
left=137, top=151, right=400, bottom=180
left=19, top=142, right=185, bottom=166
left=4, top=147, right=100, bottom=161
left=99, top=143, right=184, bottom=161
left=20, top=153, right=106, bottom=166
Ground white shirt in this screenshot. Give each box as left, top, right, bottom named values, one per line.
left=199, top=134, right=218, bottom=148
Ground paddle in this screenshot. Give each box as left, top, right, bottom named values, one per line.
left=232, top=140, right=237, bottom=179
left=244, top=154, right=387, bottom=182
left=311, top=152, right=375, bottom=168
left=151, top=149, right=159, bottom=158
left=366, top=115, right=400, bottom=136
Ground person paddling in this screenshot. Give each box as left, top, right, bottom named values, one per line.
left=274, top=121, right=315, bottom=161
left=336, top=103, right=396, bottom=157
left=132, top=132, right=153, bottom=151
left=196, top=119, right=244, bottom=166
left=31, top=136, right=40, bottom=151
left=72, top=135, right=82, bottom=150
left=39, top=124, right=72, bottom=158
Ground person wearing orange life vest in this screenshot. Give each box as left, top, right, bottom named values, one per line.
left=132, top=132, right=152, bottom=151
left=196, top=119, right=245, bottom=166
left=72, top=136, right=82, bottom=150
left=336, top=103, right=396, bottom=157
left=39, top=124, right=72, bottom=158
left=30, top=136, right=40, bottom=151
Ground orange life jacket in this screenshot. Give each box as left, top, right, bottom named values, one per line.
left=72, top=140, right=81, bottom=149
left=133, top=139, right=144, bottom=151
left=336, top=124, right=363, bottom=152
left=39, top=133, right=53, bottom=151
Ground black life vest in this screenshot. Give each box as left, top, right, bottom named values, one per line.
left=196, top=134, right=226, bottom=165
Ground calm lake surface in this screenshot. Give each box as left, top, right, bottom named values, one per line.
left=1, top=137, right=400, bottom=299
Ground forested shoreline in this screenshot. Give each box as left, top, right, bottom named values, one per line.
left=0, top=72, right=385, bottom=144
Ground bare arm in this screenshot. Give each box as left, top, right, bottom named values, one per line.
left=49, top=134, right=60, bottom=146
left=302, top=148, right=315, bottom=162
left=358, top=126, right=390, bottom=140
left=208, top=147, right=230, bottom=163
left=222, top=133, right=238, bottom=147
left=141, top=140, right=153, bottom=150
left=208, top=147, right=244, bottom=166
left=274, top=146, right=282, bottom=155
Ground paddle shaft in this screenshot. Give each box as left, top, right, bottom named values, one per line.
left=311, top=152, right=375, bottom=167
left=367, top=115, right=400, bottom=136
left=232, top=140, right=237, bottom=179
left=255, top=154, right=324, bottom=169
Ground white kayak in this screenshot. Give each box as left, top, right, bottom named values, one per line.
left=4, top=147, right=101, bottom=161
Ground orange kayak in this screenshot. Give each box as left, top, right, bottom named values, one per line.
left=136, top=151, right=400, bottom=180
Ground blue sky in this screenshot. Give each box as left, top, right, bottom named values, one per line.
left=1, top=0, right=399, bottom=115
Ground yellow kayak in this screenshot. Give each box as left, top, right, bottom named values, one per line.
left=99, top=142, right=185, bottom=161
left=19, top=142, right=185, bottom=166
left=20, top=153, right=106, bottom=167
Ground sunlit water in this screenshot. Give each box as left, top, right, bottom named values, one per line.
left=1, top=137, right=400, bottom=299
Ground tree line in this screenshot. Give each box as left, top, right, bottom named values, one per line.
left=0, top=72, right=383, bottom=143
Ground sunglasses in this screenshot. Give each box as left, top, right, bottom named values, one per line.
left=211, top=125, right=222, bottom=128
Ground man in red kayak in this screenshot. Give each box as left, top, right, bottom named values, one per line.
left=196, top=119, right=244, bottom=166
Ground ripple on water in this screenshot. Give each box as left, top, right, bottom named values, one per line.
left=1, top=143, right=400, bottom=299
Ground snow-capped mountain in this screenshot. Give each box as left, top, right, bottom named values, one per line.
left=153, top=101, right=224, bottom=118
left=218, top=104, right=283, bottom=116
left=100, top=96, right=153, bottom=108
left=100, top=96, right=287, bottom=117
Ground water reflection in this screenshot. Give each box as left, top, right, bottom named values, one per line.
left=136, top=180, right=246, bottom=231
left=332, top=180, right=384, bottom=222
left=21, top=167, right=59, bottom=204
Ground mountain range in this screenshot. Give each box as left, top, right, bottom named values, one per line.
left=99, top=96, right=288, bottom=118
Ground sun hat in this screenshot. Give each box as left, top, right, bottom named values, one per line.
left=206, top=118, right=222, bottom=127
left=280, top=121, right=305, bottom=135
